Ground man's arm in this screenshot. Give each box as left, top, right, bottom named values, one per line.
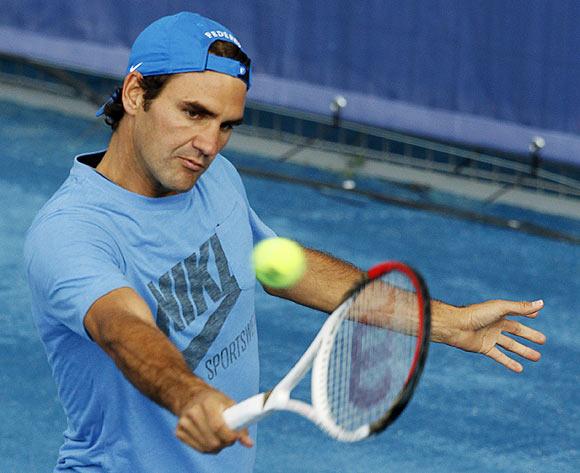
left=266, top=248, right=546, bottom=373
left=264, top=248, right=362, bottom=312
left=84, top=287, right=253, bottom=453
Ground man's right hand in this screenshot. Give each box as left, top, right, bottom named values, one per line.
left=176, top=386, right=253, bottom=454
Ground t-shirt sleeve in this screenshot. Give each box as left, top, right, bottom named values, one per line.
left=218, top=155, right=277, bottom=243
left=247, top=206, right=276, bottom=242
left=24, top=213, right=132, bottom=340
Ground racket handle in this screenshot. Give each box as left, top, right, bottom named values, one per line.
left=223, top=393, right=268, bottom=430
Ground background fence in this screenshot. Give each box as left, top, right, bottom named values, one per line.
left=1, top=0, right=579, bottom=166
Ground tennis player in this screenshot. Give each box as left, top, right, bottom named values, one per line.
left=24, top=11, right=546, bottom=473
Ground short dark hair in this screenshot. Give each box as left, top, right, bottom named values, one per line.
left=101, top=40, right=251, bottom=131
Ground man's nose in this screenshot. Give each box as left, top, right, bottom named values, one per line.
left=192, top=123, right=220, bottom=158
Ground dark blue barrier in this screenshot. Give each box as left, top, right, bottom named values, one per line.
left=1, top=0, right=578, bottom=165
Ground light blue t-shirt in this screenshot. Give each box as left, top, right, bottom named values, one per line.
left=24, top=151, right=275, bottom=472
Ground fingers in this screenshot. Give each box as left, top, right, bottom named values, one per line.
left=177, top=408, right=249, bottom=453
left=486, top=347, right=523, bottom=373
left=501, top=319, right=546, bottom=345
left=497, top=334, right=541, bottom=362
left=464, top=299, right=546, bottom=340
left=463, top=299, right=544, bottom=331
left=176, top=391, right=253, bottom=454
left=499, top=299, right=544, bottom=317
left=486, top=324, right=545, bottom=372
left=237, top=428, right=253, bottom=448
left=176, top=415, right=206, bottom=452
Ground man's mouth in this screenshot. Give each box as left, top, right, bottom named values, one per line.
left=177, top=156, right=205, bottom=172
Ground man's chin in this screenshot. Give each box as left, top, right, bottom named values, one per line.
left=163, top=178, right=200, bottom=196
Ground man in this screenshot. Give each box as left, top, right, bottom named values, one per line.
left=24, top=11, right=545, bottom=473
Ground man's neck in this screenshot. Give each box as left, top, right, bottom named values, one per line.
left=97, top=124, right=154, bottom=196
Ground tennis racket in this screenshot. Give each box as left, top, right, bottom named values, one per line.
left=223, top=261, right=431, bottom=442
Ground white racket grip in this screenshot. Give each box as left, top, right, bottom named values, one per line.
left=223, top=393, right=268, bottom=430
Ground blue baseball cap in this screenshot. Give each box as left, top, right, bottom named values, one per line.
left=97, top=12, right=251, bottom=117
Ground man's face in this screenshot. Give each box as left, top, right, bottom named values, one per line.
left=131, top=71, right=246, bottom=197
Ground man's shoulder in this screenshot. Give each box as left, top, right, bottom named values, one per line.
left=29, top=172, right=89, bottom=225
left=25, top=173, right=112, bottom=256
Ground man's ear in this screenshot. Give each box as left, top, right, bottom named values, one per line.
left=122, top=72, right=145, bottom=116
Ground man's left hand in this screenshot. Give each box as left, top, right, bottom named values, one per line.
left=435, top=299, right=546, bottom=373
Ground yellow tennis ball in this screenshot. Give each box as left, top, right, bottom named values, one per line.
left=252, top=237, right=306, bottom=289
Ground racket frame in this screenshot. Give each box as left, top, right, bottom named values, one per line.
left=223, top=261, right=431, bottom=441
left=312, top=261, right=431, bottom=440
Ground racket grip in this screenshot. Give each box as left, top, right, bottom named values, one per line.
left=223, top=393, right=268, bottom=430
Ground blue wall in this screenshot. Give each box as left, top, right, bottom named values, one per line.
left=1, top=0, right=579, bottom=164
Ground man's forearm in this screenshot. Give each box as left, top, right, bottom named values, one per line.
left=95, top=312, right=209, bottom=416
left=265, top=247, right=363, bottom=313
left=267, top=248, right=462, bottom=344
left=263, top=248, right=544, bottom=372
left=84, top=287, right=253, bottom=452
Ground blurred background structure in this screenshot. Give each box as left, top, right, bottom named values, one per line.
left=1, top=0, right=579, bottom=202
left=0, top=1, right=579, bottom=472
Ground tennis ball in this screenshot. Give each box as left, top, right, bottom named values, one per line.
left=252, top=237, right=306, bottom=289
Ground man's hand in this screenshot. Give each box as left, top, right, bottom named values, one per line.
left=435, top=299, right=547, bottom=372
left=176, top=386, right=253, bottom=454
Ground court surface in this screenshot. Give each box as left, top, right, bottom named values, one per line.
left=1, top=94, right=578, bottom=472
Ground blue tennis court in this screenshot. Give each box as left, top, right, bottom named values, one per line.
left=1, top=96, right=579, bottom=472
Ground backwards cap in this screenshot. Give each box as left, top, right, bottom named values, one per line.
left=96, top=12, right=250, bottom=117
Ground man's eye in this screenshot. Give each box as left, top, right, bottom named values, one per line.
left=186, top=110, right=201, bottom=119
left=221, top=124, right=234, bottom=131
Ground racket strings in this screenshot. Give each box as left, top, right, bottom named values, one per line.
left=326, top=271, right=419, bottom=432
